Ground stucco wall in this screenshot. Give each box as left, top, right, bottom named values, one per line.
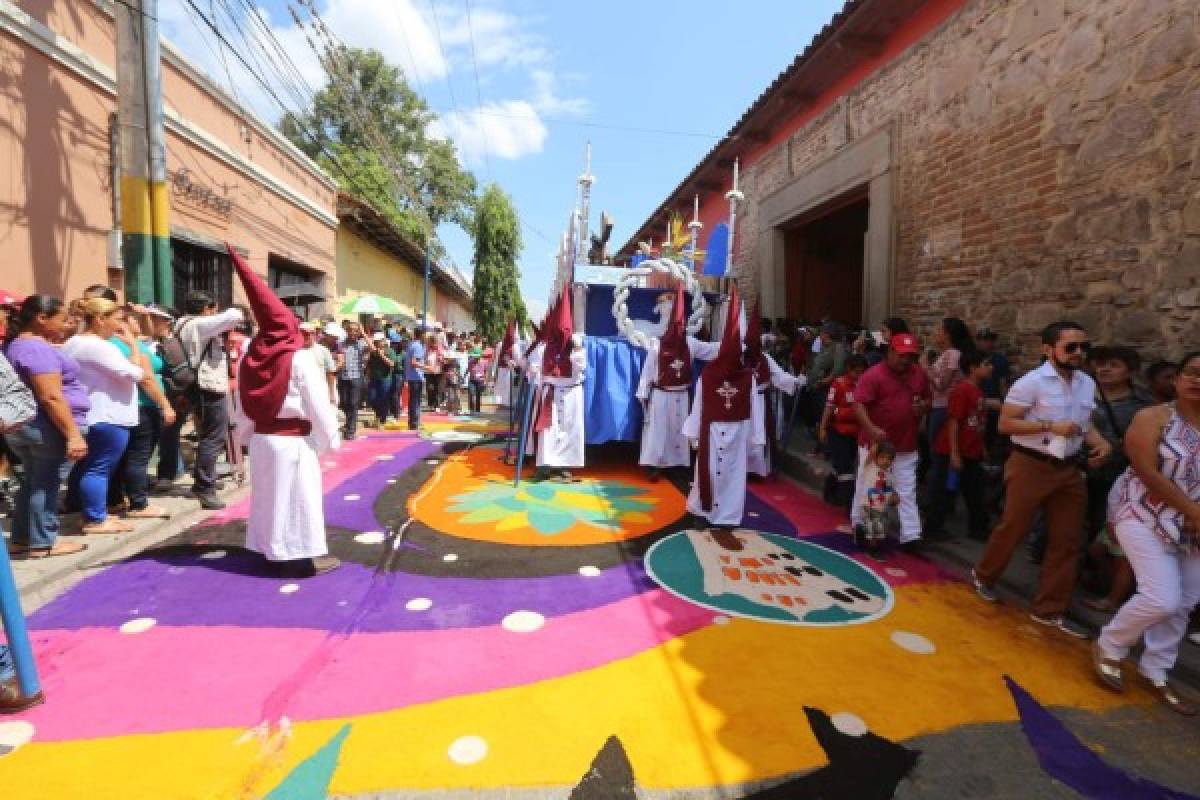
left=0, top=0, right=336, bottom=301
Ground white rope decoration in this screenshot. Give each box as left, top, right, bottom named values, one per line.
left=612, top=257, right=710, bottom=350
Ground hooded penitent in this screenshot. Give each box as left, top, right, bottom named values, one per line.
left=226, top=244, right=304, bottom=425
left=743, top=301, right=771, bottom=387
left=697, top=282, right=753, bottom=512
left=541, top=282, right=574, bottom=378
left=533, top=282, right=578, bottom=434
left=656, top=282, right=692, bottom=389
left=498, top=319, right=517, bottom=366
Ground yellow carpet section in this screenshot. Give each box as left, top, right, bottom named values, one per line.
left=2, top=581, right=1149, bottom=799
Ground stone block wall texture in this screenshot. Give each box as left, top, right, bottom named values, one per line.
left=733, top=0, right=1200, bottom=367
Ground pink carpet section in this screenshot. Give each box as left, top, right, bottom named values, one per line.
left=19, top=590, right=713, bottom=741
left=200, top=434, right=420, bottom=526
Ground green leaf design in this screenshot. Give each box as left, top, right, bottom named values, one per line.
left=524, top=484, right=559, bottom=502
left=459, top=507, right=514, bottom=524
left=526, top=507, right=576, bottom=535
left=609, top=498, right=656, bottom=512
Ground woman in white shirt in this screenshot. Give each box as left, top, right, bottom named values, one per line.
left=62, top=297, right=147, bottom=534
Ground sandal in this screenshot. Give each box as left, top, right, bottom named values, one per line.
left=123, top=505, right=170, bottom=519
left=81, top=519, right=134, bottom=534
left=1148, top=680, right=1197, bottom=716
left=8, top=540, right=88, bottom=559
left=1091, top=641, right=1124, bottom=692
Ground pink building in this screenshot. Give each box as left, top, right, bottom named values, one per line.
left=0, top=0, right=337, bottom=311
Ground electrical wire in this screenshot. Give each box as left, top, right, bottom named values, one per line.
left=461, top=0, right=493, bottom=177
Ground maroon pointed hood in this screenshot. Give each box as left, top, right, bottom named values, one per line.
left=227, top=244, right=303, bottom=424
left=656, top=283, right=692, bottom=388
left=541, top=282, right=575, bottom=378
left=744, top=300, right=770, bottom=384
left=498, top=319, right=516, bottom=364
left=704, top=282, right=744, bottom=380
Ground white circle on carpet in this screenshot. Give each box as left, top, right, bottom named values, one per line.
left=891, top=630, right=936, bottom=655
left=119, top=617, right=157, bottom=635
left=885, top=567, right=908, bottom=578
left=501, top=611, right=545, bottom=633
left=355, top=531, right=386, bottom=544
left=406, top=597, right=433, bottom=612
left=386, top=479, right=397, bottom=484
left=376, top=455, right=394, bottom=461
left=0, top=721, right=35, bottom=755
left=447, top=735, right=488, bottom=765
left=443, top=553, right=459, bottom=562
left=279, top=583, right=300, bottom=595
left=167, top=566, right=186, bottom=575
left=343, top=494, right=361, bottom=501
left=425, top=459, right=440, bottom=465
left=713, top=615, right=731, bottom=625
left=199, top=550, right=226, bottom=560
left=578, top=565, right=601, bottom=577
left=831, top=712, right=868, bottom=737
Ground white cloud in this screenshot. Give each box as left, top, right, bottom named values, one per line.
left=159, top=1, right=586, bottom=164
left=430, top=101, right=548, bottom=165
left=530, top=69, right=590, bottom=116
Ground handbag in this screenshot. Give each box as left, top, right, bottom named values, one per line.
left=0, top=352, right=37, bottom=430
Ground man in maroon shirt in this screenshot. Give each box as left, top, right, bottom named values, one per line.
left=851, top=332, right=931, bottom=549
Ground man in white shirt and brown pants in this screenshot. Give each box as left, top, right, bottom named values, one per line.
left=972, top=321, right=1112, bottom=637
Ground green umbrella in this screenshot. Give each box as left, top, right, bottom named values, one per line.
left=339, top=294, right=405, bottom=315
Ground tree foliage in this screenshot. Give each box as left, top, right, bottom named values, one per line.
left=472, top=184, right=527, bottom=341
left=280, top=46, right=476, bottom=238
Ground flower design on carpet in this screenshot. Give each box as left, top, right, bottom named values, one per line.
left=448, top=479, right=657, bottom=536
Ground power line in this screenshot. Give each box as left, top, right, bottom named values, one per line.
left=461, top=0, right=492, bottom=178
left=180, top=0, right=397, bottom=209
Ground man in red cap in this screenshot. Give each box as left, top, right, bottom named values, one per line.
left=524, top=284, right=587, bottom=481
left=681, top=284, right=766, bottom=549
left=226, top=246, right=341, bottom=576
left=744, top=301, right=804, bottom=478
left=851, top=331, right=931, bottom=551
left=635, top=284, right=721, bottom=480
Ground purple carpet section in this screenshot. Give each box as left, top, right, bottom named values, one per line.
left=321, top=440, right=438, bottom=532
left=28, top=549, right=658, bottom=633
left=742, top=491, right=798, bottom=538
left=1005, top=676, right=1199, bottom=800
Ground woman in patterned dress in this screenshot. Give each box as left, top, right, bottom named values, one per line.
left=1092, top=352, right=1200, bottom=714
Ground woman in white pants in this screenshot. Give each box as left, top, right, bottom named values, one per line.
left=1093, top=352, right=1200, bottom=715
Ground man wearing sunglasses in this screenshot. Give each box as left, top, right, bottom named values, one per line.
left=972, top=320, right=1112, bottom=637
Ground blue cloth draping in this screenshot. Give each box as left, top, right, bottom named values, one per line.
left=583, top=336, right=645, bottom=444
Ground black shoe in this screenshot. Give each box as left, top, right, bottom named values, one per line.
left=192, top=491, right=226, bottom=510
left=898, top=539, right=925, bottom=556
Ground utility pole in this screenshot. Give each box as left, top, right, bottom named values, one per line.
left=422, top=237, right=431, bottom=329
left=116, top=0, right=172, bottom=305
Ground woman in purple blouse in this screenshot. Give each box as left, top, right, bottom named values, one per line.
left=4, top=296, right=90, bottom=558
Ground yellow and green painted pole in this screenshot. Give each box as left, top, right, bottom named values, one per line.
left=116, top=0, right=171, bottom=306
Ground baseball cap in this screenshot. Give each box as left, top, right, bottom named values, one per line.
left=372, top=331, right=385, bottom=341
left=891, top=333, right=920, bottom=355
left=323, top=322, right=346, bottom=341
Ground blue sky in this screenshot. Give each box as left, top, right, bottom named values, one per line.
left=160, top=0, right=847, bottom=317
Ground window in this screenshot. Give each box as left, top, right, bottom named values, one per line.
left=171, top=238, right=232, bottom=309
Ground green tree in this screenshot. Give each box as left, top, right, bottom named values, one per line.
left=472, top=184, right=527, bottom=341
left=280, top=46, right=476, bottom=236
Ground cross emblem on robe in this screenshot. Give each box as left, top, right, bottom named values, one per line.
left=716, top=380, right=739, bottom=410
left=669, top=358, right=685, bottom=378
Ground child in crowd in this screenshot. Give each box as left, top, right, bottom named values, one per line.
left=925, top=350, right=993, bottom=542
left=443, top=359, right=463, bottom=415
left=819, top=354, right=868, bottom=509
left=858, top=441, right=899, bottom=561
left=467, top=351, right=488, bottom=414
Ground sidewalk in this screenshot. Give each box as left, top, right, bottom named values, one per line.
left=777, top=443, right=1200, bottom=689
left=4, top=478, right=248, bottom=614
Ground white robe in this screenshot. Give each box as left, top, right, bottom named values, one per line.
left=747, top=354, right=805, bottom=477
left=494, top=334, right=526, bottom=407
left=236, top=348, right=341, bottom=562
left=636, top=336, right=720, bottom=468
left=525, top=341, right=587, bottom=469
left=682, top=374, right=766, bottom=526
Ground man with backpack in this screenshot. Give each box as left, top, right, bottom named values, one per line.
left=161, top=291, right=243, bottom=510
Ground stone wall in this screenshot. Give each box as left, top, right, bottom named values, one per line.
left=734, top=0, right=1200, bottom=367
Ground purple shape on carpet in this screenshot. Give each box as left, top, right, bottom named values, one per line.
left=742, top=491, right=797, bottom=538
left=1005, top=675, right=1199, bottom=800
left=323, top=440, right=438, bottom=532
left=28, top=550, right=658, bottom=634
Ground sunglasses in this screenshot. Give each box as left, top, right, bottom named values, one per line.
left=1062, top=341, right=1091, bottom=355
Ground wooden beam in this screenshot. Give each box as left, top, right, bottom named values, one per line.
left=740, top=129, right=770, bottom=145
left=695, top=179, right=721, bottom=193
